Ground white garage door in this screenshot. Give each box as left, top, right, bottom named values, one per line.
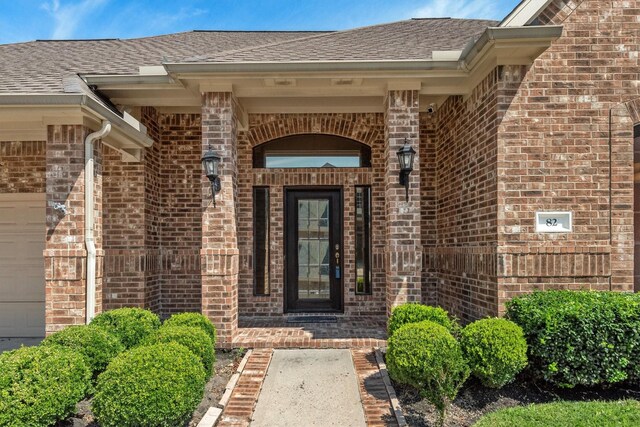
left=0, top=193, right=45, bottom=337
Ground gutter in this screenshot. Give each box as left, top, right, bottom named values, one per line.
left=0, top=93, right=153, bottom=148
left=460, top=25, right=563, bottom=71
left=85, top=121, right=111, bottom=323
left=162, top=26, right=563, bottom=75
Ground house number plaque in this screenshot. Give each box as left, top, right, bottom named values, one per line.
left=535, top=211, right=572, bottom=233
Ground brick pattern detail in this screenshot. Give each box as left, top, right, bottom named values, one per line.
left=535, top=0, right=581, bottom=25
left=0, top=141, right=46, bottom=193
left=352, top=349, right=399, bottom=427
left=237, top=113, right=387, bottom=317
left=384, top=90, right=422, bottom=314
left=217, top=349, right=273, bottom=427
left=201, top=92, right=240, bottom=348
left=44, top=125, right=103, bottom=333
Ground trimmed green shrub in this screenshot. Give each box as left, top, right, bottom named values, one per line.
left=387, top=303, right=456, bottom=337
left=506, top=290, right=640, bottom=388
left=41, top=324, right=124, bottom=377
left=387, top=321, right=470, bottom=427
left=147, top=325, right=214, bottom=374
left=460, top=318, right=528, bottom=388
left=474, top=400, right=640, bottom=427
left=164, top=312, right=217, bottom=346
left=91, top=307, right=161, bottom=349
left=0, top=345, right=91, bottom=427
left=92, top=342, right=206, bottom=427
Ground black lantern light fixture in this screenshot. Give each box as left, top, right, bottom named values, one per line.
left=201, top=145, right=221, bottom=207
left=397, top=138, right=416, bottom=202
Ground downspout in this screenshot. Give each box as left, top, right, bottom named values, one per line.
left=86, top=121, right=111, bottom=323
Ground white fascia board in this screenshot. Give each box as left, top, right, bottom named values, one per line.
left=500, top=0, right=553, bottom=27
left=0, top=93, right=153, bottom=148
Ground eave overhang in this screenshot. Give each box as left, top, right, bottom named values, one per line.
left=81, top=25, right=563, bottom=114
left=0, top=92, right=153, bottom=161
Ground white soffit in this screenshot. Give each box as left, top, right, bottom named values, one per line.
left=500, top=0, right=553, bottom=27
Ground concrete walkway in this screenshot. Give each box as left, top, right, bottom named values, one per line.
left=251, top=349, right=366, bottom=427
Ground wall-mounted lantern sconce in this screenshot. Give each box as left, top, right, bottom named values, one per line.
left=201, top=145, right=221, bottom=207
left=397, top=138, right=416, bottom=202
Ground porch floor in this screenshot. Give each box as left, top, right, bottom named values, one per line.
left=234, top=316, right=388, bottom=349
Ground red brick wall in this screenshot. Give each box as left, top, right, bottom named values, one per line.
left=44, top=125, right=104, bottom=333
left=160, top=112, right=203, bottom=315
left=420, top=113, right=438, bottom=306
left=0, top=141, right=45, bottom=193
left=435, top=70, right=501, bottom=321
left=496, top=0, right=638, bottom=311
left=103, top=107, right=162, bottom=312
left=236, top=114, right=387, bottom=317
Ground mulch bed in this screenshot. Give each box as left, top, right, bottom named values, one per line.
left=58, top=349, right=244, bottom=427
left=394, top=375, right=640, bottom=427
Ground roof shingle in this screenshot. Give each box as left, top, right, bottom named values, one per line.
left=0, top=18, right=496, bottom=94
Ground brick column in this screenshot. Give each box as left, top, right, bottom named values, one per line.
left=384, top=90, right=422, bottom=314
left=44, top=125, right=104, bottom=334
left=201, top=92, right=239, bottom=348
left=610, top=103, right=634, bottom=292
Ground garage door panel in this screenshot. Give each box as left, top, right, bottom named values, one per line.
left=0, top=193, right=45, bottom=337
left=0, top=236, right=44, bottom=258
left=0, top=265, right=44, bottom=301
left=0, top=302, right=45, bottom=337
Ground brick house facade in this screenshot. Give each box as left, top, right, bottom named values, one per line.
left=0, top=0, right=638, bottom=347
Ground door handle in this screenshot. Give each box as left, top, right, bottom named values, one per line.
left=334, top=244, right=341, bottom=279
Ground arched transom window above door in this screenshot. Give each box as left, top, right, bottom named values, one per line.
left=252, top=134, right=372, bottom=168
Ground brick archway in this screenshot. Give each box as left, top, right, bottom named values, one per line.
left=246, top=116, right=382, bottom=148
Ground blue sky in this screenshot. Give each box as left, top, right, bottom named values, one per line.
left=0, top=0, right=522, bottom=44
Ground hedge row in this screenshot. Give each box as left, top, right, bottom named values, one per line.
left=0, top=308, right=217, bottom=427
left=506, top=290, right=640, bottom=388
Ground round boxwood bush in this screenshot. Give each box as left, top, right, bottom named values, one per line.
left=163, top=312, right=216, bottom=346
left=147, top=325, right=214, bottom=374
left=90, top=307, right=161, bottom=349
left=460, top=318, right=528, bottom=388
left=507, top=290, right=640, bottom=387
left=387, top=321, right=470, bottom=426
left=92, top=342, right=206, bottom=427
left=388, top=303, right=455, bottom=337
left=0, top=345, right=91, bottom=427
left=41, top=324, right=124, bottom=377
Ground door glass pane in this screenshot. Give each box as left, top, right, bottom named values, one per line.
left=253, top=187, right=270, bottom=295
left=297, top=198, right=331, bottom=300
left=355, top=186, right=372, bottom=294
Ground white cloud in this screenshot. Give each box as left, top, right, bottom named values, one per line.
left=411, top=0, right=500, bottom=20
left=41, top=0, right=108, bottom=39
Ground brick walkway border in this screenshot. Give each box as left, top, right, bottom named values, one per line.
left=352, top=349, right=404, bottom=427
left=217, top=349, right=273, bottom=427
left=218, top=348, right=403, bottom=427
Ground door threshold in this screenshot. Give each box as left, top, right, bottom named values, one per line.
left=286, top=316, right=338, bottom=324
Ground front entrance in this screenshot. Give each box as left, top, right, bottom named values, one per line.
left=285, top=188, right=343, bottom=312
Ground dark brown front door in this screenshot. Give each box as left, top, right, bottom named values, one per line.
left=285, top=188, right=343, bottom=312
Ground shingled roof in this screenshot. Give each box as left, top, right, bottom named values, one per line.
left=0, top=31, right=327, bottom=94
left=178, top=18, right=497, bottom=63
left=0, top=18, right=497, bottom=94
